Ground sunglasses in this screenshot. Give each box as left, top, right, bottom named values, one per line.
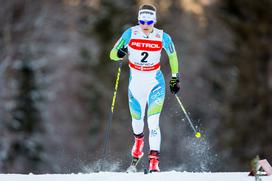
left=139, top=20, right=154, bottom=25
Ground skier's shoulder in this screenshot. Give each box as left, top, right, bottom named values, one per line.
left=162, top=31, right=171, bottom=39
left=121, top=27, right=133, bottom=40
left=122, top=26, right=132, bottom=35
left=162, top=31, right=173, bottom=44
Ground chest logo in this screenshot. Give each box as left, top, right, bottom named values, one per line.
left=129, top=39, right=162, bottom=51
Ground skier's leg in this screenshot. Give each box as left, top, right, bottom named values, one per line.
left=127, top=79, right=149, bottom=172
left=147, top=71, right=165, bottom=151
left=128, top=81, right=149, bottom=160
left=147, top=109, right=163, bottom=172
left=147, top=114, right=161, bottom=151
left=128, top=89, right=145, bottom=136
left=147, top=71, right=165, bottom=172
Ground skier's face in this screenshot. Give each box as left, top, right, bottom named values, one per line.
left=139, top=20, right=154, bottom=35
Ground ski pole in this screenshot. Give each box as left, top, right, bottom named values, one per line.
left=175, top=94, right=201, bottom=138
left=101, top=61, right=122, bottom=170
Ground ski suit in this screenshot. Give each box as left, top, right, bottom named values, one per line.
left=110, top=25, right=179, bottom=151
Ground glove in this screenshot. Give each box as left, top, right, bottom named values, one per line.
left=117, top=46, right=128, bottom=59
left=169, top=77, right=180, bottom=94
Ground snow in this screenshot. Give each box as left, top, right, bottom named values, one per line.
left=0, top=172, right=271, bottom=181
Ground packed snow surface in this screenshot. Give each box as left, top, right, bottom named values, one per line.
left=0, top=171, right=271, bottom=181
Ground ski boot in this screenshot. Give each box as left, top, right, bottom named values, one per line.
left=148, top=150, right=160, bottom=173
left=126, top=133, right=144, bottom=173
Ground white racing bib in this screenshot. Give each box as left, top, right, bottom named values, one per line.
left=128, top=26, right=163, bottom=72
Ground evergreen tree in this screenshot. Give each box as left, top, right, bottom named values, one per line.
left=4, top=48, right=44, bottom=173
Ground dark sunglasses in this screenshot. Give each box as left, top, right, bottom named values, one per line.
left=139, top=20, right=154, bottom=25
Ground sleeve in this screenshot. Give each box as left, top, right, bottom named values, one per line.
left=162, top=32, right=179, bottom=76
left=109, top=28, right=132, bottom=61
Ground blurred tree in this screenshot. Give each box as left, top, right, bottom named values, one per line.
left=214, top=0, right=272, bottom=170
left=3, top=47, right=44, bottom=173
left=0, top=0, right=45, bottom=173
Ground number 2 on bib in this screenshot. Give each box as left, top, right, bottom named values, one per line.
left=141, top=52, right=149, bottom=62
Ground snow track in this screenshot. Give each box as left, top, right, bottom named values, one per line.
left=0, top=171, right=271, bottom=181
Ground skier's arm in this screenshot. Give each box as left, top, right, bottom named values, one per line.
left=163, top=32, right=180, bottom=94
left=110, top=28, right=132, bottom=61
left=162, top=32, right=179, bottom=77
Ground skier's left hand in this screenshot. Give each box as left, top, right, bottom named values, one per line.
left=169, top=77, right=180, bottom=94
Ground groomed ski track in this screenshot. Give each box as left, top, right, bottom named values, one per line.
left=0, top=171, right=271, bottom=181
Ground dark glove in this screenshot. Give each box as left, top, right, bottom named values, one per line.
left=117, top=46, right=128, bottom=58
left=169, top=77, right=180, bottom=94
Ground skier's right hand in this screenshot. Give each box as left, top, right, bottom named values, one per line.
left=117, top=46, right=128, bottom=59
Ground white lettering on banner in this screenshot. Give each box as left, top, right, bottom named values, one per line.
left=129, top=39, right=162, bottom=51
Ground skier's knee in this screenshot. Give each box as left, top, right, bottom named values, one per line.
left=132, top=118, right=144, bottom=135
left=147, top=114, right=160, bottom=131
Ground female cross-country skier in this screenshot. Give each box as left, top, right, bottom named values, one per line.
left=109, top=4, right=180, bottom=173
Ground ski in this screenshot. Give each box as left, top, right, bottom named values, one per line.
left=126, top=157, right=141, bottom=173
left=143, top=168, right=160, bottom=174
left=144, top=168, right=149, bottom=174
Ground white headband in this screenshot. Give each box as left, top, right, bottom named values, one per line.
left=138, top=9, right=156, bottom=22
